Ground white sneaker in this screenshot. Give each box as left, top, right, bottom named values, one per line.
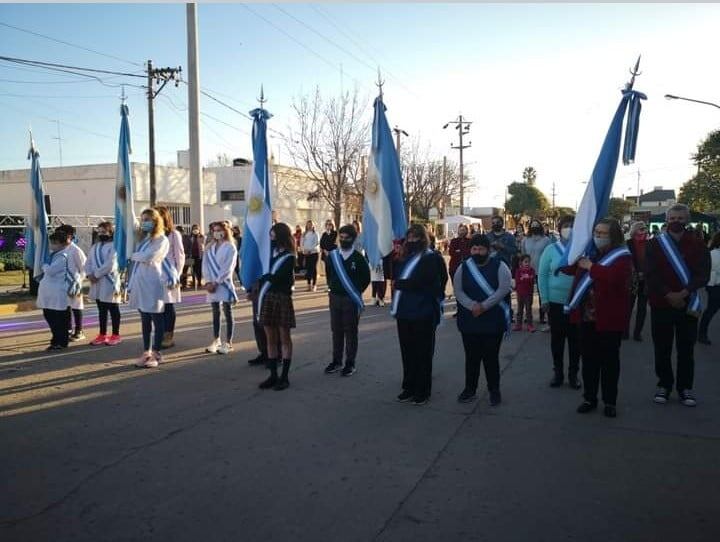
left=378, top=299, right=386, bottom=307
left=206, top=340, right=220, bottom=354
left=135, top=351, right=153, bottom=367
left=218, top=342, right=233, bottom=355
left=312, top=285, right=317, bottom=292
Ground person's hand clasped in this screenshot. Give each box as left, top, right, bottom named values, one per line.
left=471, top=302, right=485, bottom=317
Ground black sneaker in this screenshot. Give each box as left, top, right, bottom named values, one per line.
left=549, top=373, right=564, bottom=388
left=397, top=390, right=413, bottom=402
left=247, top=354, right=267, bottom=366
left=698, top=336, right=711, bottom=346
left=341, top=364, right=356, bottom=377
left=679, top=389, right=697, bottom=407
left=69, top=331, right=86, bottom=342
left=603, top=405, right=617, bottom=418
left=489, top=390, right=502, bottom=406
left=568, top=375, right=582, bottom=390
left=653, top=387, right=670, bottom=404
left=576, top=401, right=597, bottom=413
left=324, top=361, right=342, bottom=374
left=412, top=396, right=429, bottom=406
left=457, top=389, right=477, bottom=403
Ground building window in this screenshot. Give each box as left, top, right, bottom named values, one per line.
left=220, top=190, right=245, bottom=202
left=166, top=205, right=191, bottom=227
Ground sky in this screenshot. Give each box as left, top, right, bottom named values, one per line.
left=1, top=2, right=719, bottom=212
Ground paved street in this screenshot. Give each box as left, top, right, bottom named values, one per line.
left=1, top=283, right=719, bottom=542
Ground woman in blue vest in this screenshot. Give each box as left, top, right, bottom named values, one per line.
left=392, top=224, right=448, bottom=406
left=454, top=234, right=512, bottom=405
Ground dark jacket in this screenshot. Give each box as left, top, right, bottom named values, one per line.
left=457, top=257, right=506, bottom=335
left=487, top=230, right=518, bottom=268
left=260, top=250, right=295, bottom=295
left=320, top=231, right=337, bottom=255
left=393, top=250, right=448, bottom=324
left=448, top=236, right=472, bottom=278
left=327, top=249, right=371, bottom=298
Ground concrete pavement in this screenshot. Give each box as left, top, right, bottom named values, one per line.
left=1, top=286, right=719, bottom=541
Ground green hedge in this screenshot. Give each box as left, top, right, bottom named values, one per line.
left=0, top=252, right=26, bottom=271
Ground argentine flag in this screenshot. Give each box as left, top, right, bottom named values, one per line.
left=363, top=95, right=408, bottom=268
left=114, top=104, right=136, bottom=272
left=240, top=107, right=273, bottom=287
left=24, top=139, right=50, bottom=280
left=564, top=88, right=645, bottom=266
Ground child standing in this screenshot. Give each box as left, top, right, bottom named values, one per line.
left=514, top=254, right=536, bottom=332
left=85, top=221, right=122, bottom=345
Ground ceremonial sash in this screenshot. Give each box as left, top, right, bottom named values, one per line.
left=329, top=249, right=364, bottom=314
left=126, top=237, right=152, bottom=294
left=63, top=252, right=82, bottom=297
left=657, top=233, right=702, bottom=313
left=94, top=243, right=121, bottom=295
left=564, top=247, right=631, bottom=313
left=391, top=249, right=435, bottom=318
left=256, top=252, right=293, bottom=321
left=205, top=243, right=239, bottom=303
left=464, top=259, right=512, bottom=336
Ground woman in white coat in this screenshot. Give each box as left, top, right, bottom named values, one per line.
left=203, top=221, right=238, bottom=354
left=56, top=224, right=87, bottom=341
left=85, top=221, right=122, bottom=346
left=155, top=206, right=185, bottom=349
left=37, top=230, right=78, bottom=350
left=128, top=208, right=170, bottom=368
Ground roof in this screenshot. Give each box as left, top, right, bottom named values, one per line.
left=639, top=189, right=676, bottom=203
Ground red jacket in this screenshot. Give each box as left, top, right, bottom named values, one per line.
left=514, top=266, right=536, bottom=297
left=564, top=252, right=633, bottom=332
left=645, top=232, right=711, bottom=309
left=448, top=237, right=472, bottom=277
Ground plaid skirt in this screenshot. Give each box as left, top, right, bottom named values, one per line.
left=258, top=291, right=296, bottom=328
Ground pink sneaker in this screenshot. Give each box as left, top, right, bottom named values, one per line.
left=526, top=324, right=536, bottom=333
left=512, top=324, right=522, bottom=332
left=105, top=334, right=122, bottom=346
left=90, top=334, right=107, bottom=346
left=135, top=352, right=152, bottom=367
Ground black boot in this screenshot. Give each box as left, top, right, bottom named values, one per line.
left=549, top=370, right=564, bottom=388
left=273, top=359, right=291, bottom=390
left=258, top=359, right=278, bottom=389
left=568, top=372, right=581, bottom=390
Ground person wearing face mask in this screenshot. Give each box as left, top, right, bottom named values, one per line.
left=521, top=219, right=551, bottom=327
left=513, top=254, right=536, bottom=332
left=392, top=224, right=448, bottom=406
left=128, top=209, right=170, bottom=368
left=55, top=224, right=87, bottom=342
left=85, top=221, right=122, bottom=346
left=154, top=207, right=185, bottom=349
left=448, top=225, right=472, bottom=283
left=203, top=221, right=238, bottom=355
left=189, top=224, right=205, bottom=289
left=323, top=224, right=371, bottom=376
left=454, top=234, right=512, bottom=405
left=563, top=219, right=632, bottom=418
left=177, top=226, right=192, bottom=289
left=301, top=220, right=320, bottom=292
left=320, top=219, right=338, bottom=281
left=487, top=215, right=517, bottom=269
left=645, top=204, right=711, bottom=407
left=538, top=216, right=581, bottom=388
left=626, top=221, right=650, bottom=341
left=36, top=231, right=76, bottom=350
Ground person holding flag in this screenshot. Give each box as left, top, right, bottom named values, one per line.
left=645, top=204, right=710, bottom=407
left=203, top=221, right=238, bottom=355
left=154, top=206, right=185, bottom=349
left=323, top=224, right=371, bottom=377
left=36, top=230, right=75, bottom=350
left=56, top=224, right=87, bottom=342
left=563, top=219, right=632, bottom=418
left=85, top=221, right=122, bottom=346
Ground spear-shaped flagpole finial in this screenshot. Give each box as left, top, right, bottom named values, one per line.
left=376, top=67, right=385, bottom=99
left=120, top=84, right=127, bottom=104
left=258, top=84, right=267, bottom=108
left=626, top=55, right=642, bottom=90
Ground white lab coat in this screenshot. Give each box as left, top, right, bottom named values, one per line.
left=63, top=242, right=87, bottom=310
left=85, top=242, right=120, bottom=304
left=128, top=235, right=170, bottom=313
left=36, top=251, right=74, bottom=311
left=202, top=240, right=237, bottom=303
left=164, top=230, right=186, bottom=304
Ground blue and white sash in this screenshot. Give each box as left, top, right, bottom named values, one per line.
left=94, top=243, right=121, bottom=295
left=64, top=253, right=82, bottom=297
left=390, top=249, right=441, bottom=320
left=256, top=252, right=293, bottom=322
left=329, top=249, right=364, bottom=314
left=464, top=260, right=512, bottom=337
left=126, top=237, right=152, bottom=295
left=206, top=243, right=239, bottom=303
left=162, top=257, right=180, bottom=289
left=564, top=247, right=631, bottom=313
left=657, top=233, right=702, bottom=313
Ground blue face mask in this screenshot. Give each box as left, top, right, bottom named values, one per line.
left=141, top=221, right=154, bottom=233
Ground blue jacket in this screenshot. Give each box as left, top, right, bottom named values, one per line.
left=537, top=241, right=574, bottom=305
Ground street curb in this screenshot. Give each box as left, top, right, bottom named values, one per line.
left=0, top=299, right=36, bottom=316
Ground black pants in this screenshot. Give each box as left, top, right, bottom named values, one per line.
left=580, top=323, right=622, bottom=405
left=330, top=293, right=360, bottom=365
left=193, top=258, right=202, bottom=286
left=548, top=302, right=580, bottom=376
left=628, top=280, right=648, bottom=338
left=44, top=308, right=70, bottom=347
left=651, top=307, right=697, bottom=392
left=305, top=253, right=319, bottom=285
left=252, top=295, right=268, bottom=357
left=71, top=308, right=83, bottom=333
left=461, top=333, right=503, bottom=393
left=181, top=264, right=191, bottom=288
left=211, top=302, right=234, bottom=342
left=397, top=318, right=436, bottom=399
left=139, top=311, right=164, bottom=351
left=164, top=303, right=176, bottom=334
left=535, top=277, right=546, bottom=323
left=699, top=285, right=720, bottom=339
left=96, top=301, right=120, bottom=336
left=371, top=281, right=387, bottom=300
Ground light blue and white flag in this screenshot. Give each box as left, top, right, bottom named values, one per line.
left=363, top=95, right=408, bottom=269
left=240, top=107, right=273, bottom=288
left=113, top=104, right=136, bottom=273
left=563, top=88, right=646, bottom=266
left=24, top=138, right=50, bottom=281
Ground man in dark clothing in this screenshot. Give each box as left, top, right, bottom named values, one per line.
left=324, top=224, right=371, bottom=376
left=177, top=226, right=192, bottom=288
left=487, top=215, right=518, bottom=269
left=646, top=204, right=711, bottom=407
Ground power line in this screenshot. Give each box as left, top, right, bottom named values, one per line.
left=0, top=55, right=146, bottom=78
left=0, top=21, right=144, bottom=67
left=201, top=111, right=250, bottom=136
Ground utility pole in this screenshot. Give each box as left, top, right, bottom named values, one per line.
left=551, top=180, right=557, bottom=218
left=636, top=168, right=641, bottom=207
left=393, top=125, right=410, bottom=222
left=146, top=59, right=182, bottom=207
left=443, top=115, right=471, bottom=214
left=186, top=3, right=204, bottom=230
left=52, top=119, right=62, bottom=167
left=440, top=155, right=447, bottom=219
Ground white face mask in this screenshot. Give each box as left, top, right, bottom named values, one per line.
left=213, top=231, right=224, bottom=241
left=594, top=236, right=611, bottom=250
left=561, top=227, right=572, bottom=240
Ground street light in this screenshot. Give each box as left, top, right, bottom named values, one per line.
left=664, top=94, right=720, bottom=110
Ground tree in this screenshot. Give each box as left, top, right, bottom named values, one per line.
left=505, top=181, right=549, bottom=220
left=522, top=166, right=537, bottom=186
left=692, top=129, right=720, bottom=176
left=284, top=87, right=369, bottom=226
left=607, top=197, right=634, bottom=221
left=679, top=171, right=720, bottom=212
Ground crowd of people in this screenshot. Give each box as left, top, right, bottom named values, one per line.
left=34, top=204, right=718, bottom=415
